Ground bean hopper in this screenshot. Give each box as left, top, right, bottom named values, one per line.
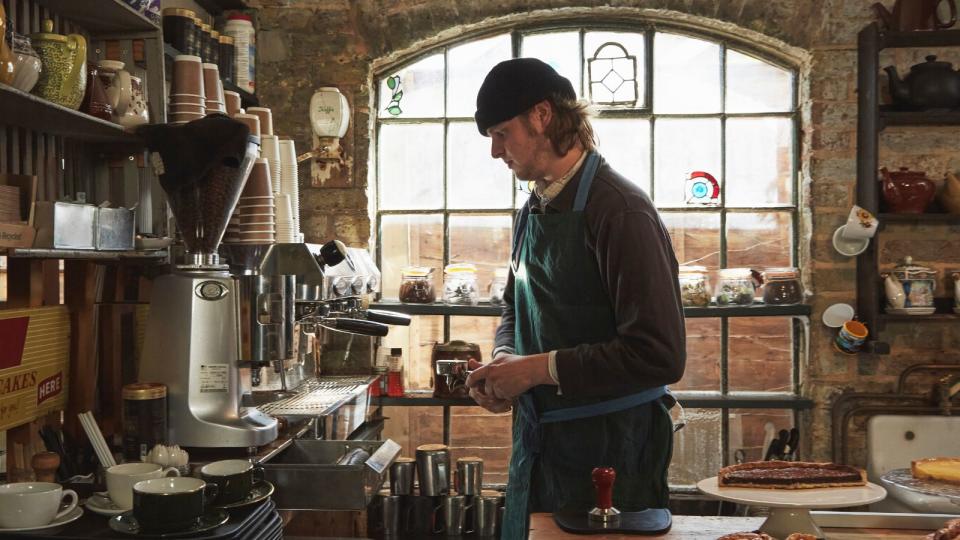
left=136, top=116, right=278, bottom=447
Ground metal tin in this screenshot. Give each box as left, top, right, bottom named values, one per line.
left=416, top=443, right=450, bottom=496
left=122, top=383, right=167, bottom=462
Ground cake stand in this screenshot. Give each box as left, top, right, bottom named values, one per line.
left=881, top=468, right=960, bottom=508
left=697, top=477, right=887, bottom=539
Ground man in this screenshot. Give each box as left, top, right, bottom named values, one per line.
left=465, top=58, right=686, bottom=539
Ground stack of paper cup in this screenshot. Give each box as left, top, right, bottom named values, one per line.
left=275, top=193, right=297, bottom=243
left=278, top=138, right=300, bottom=239
left=202, top=63, right=225, bottom=114
left=224, top=159, right=276, bottom=244
left=169, top=55, right=205, bottom=123
left=260, top=134, right=281, bottom=192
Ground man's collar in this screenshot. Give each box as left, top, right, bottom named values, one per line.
left=534, top=150, right=588, bottom=206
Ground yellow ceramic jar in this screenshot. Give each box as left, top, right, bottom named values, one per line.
left=30, top=19, right=87, bottom=109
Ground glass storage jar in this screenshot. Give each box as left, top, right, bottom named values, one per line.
left=678, top=266, right=711, bottom=307
left=443, top=263, right=480, bottom=305
left=399, top=267, right=436, bottom=303
left=488, top=268, right=508, bottom=305
left=762, top=267, right=803, bottom=305
left=715, top=268, right=759, bottom=306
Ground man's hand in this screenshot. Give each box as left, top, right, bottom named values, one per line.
left=466, top=358, right=512, bottom=413
left=466, top=353, right=552, bottom=401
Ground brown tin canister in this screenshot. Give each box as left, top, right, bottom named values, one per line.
left=122, top=383, right=167, bottom=462
left=431, top=340, right=481, bottom=398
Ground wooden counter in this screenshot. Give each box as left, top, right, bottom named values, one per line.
left=529, top=514, right=933, bottom=539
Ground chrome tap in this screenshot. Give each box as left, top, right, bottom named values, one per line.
left=934, top=375, right=960, bottom=416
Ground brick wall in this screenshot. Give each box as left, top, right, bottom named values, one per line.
left=252, top=0, right=960, bottom=466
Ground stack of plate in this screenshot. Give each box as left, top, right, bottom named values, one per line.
left=0, top=185, right=21, bottom=222
left=223, top=159, right=276, bottom=244
left=278, top=138, right=301, bottom=240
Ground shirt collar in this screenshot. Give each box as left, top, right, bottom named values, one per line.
left=533, top=150, right=588, bottom=207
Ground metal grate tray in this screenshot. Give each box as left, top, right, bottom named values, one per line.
left=258, top=375, right=374, bottom=418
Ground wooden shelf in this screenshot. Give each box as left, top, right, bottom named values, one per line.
left=0, top=248, right=167, bottom=261
left=880, top=109, right=960, bottom=128
left=880, top=312, right=959, bottom=322
left=878, top=212, right=960, bottom=224
left=375, top=393, right=814, bottom=410
left=194, top=0, right=252, bottom=15
left=0, top=84, right=140, bottom=145
left=881, top=28, right=960, bottom=49
left=36, top=0, right=159, bottom=33
left=371, top=301, right=811, bottom=318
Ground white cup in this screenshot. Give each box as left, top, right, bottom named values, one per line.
left=0, top=482, right=78, bottom=529
left=106, top=462, right=180, bottom=510
left=840, top=205, right=879, bottom=240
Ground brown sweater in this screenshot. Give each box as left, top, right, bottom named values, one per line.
left=494, top=155, right=686, bottom=398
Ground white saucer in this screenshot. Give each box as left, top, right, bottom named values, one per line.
left=886, top=306, right=937, bottom=315
left=85, top=492, right=127, bottom=516
left=833, top=226, right=869, bottom=257
left=822, top=303, right=855, bottom=328
left=0, top=506, right=83, bottom=533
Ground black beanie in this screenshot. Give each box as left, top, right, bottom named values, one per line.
left=474, top=58, right=576, bottom=136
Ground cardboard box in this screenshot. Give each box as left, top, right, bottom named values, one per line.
left=0, top=306, right=70, bottom=432
left=0, top=174, right=37, bottom=249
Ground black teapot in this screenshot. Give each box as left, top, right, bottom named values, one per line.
left=885, top=55, right=960, bottom=110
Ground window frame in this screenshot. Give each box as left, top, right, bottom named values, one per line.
left=371, top=21, right=807, bottom=478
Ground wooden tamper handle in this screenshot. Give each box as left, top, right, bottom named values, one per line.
left=588, top=467, right=621, bottom=523
left=31, top=451, right=60, bottom=483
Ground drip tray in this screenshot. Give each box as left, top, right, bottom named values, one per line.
left=261, top=439, right=400, bottom=510
left=257, top=376, right=373, bottom=418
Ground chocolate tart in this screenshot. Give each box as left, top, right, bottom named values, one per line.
left=718, top=461, right=866, bottom=489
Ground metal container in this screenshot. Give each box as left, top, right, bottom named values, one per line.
left=96, top=206, right=135, bottom=250
left=261, top=438, right=400, bottom=510
left=416, top=443, right=450, bottom=496
left=389, top=457, right=415, bottom=495
left=33, top=201, right=96, bottom=249
left=442, top=494, right=471, bottom=535
left=456, top=456, right=483, bottom=496
left=474, top=493, right=501, bottom=537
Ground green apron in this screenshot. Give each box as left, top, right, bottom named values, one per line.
left=501, top=152, right=674, bottom=539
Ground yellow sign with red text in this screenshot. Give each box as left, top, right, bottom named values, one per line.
left=0, top=306, right=70, bottom=431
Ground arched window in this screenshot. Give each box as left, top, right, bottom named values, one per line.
left=374, top=25, right=800, bottom=487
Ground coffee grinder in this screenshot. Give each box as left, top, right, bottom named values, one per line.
left=136, top=116, right=278, bottom=448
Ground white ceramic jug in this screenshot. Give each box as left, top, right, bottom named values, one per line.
left=884, top=274, right=906, bottom=309
left=98, top=60, right=131, bottom=117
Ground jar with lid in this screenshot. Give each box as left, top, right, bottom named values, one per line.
left=122, top=383, right=167, bottom=462
left=488, top=268, right=508, bottom=305
left=715, top=268, right=759, bottom=306
left=443, top=263, right=480, bottom=305
left=208, top=30, right=221, bottom=68
left=224, top=13, right=255, bottom=93
left=761, top=267, right=803, bottom=305
left=218, top=34, right=235, bottom=84
left=678, top=266, right=711, bottom=307
left=387, top=348, right=405, bottom=397
left=161, top=8, right=197, bottom=55
left=200, top=23, right=214, bottom=63
left=399, top=266, right=436, bottom=303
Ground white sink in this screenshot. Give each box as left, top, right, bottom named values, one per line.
left=867, top=415, right=960, bottom=513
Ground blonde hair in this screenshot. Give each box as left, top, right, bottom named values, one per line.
left=537, top=93, right=597, bottom=157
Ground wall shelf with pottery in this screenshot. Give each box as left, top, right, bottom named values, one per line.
left=855, top=22, right=960, bottom=353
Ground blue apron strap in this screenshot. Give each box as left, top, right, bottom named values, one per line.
left=572, top=152, right=600, bottom=212
left=539, top=385, right=668, bottom=424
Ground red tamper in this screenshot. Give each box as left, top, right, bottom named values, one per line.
left=588, top=467, right=621, bottom=523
